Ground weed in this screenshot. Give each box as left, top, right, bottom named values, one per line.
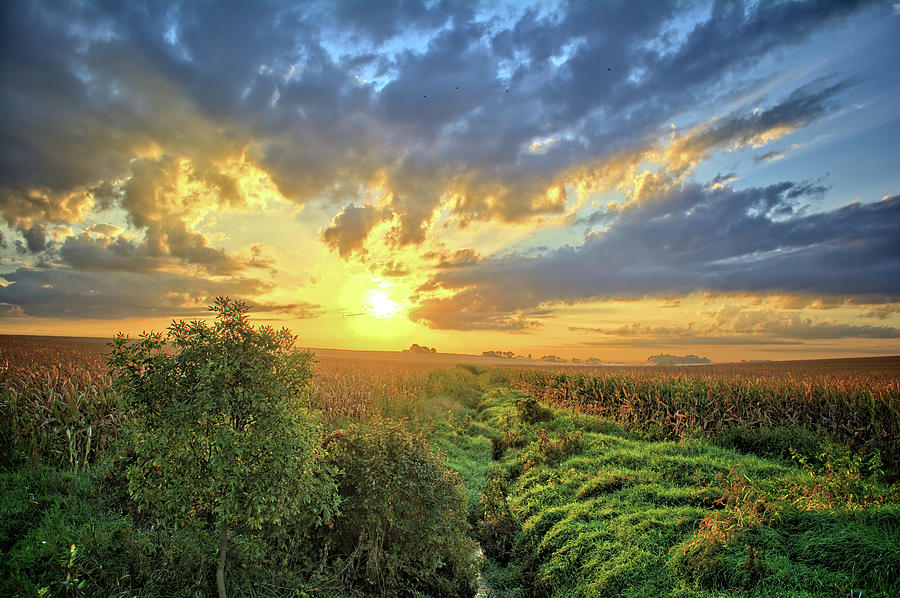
left=513, top=395, right=553, bottom=425
left=536, top=429, right=583, bottom=465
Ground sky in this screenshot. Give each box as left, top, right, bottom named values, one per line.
left=1, top=0, right=899, bottom=363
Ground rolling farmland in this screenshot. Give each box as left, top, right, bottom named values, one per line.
left=2, top=335, right=899, bottom=597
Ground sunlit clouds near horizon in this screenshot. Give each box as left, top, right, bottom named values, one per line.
left=1, top=0, right=899, bottom=362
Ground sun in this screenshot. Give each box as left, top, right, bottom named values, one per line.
left=366, top=290, right=402, bottom=319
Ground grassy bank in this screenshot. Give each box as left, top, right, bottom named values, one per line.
left=3, top=334, right=899, bottom=597
left=434, top=368, right=900, bottom=597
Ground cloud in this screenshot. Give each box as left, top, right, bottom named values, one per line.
left=0, top=0, right=889, bottom=327
left=0, top=265, right=269, bottom=319
left=374, top=260, right=411, bottom=277
left=53, top=224, right=241, bottom=276
left=754, top=138, right=821, bottom=164
left=18, top=224, right=48, bottom=254
left=57, top=234, right=163, bottom=273
left=427, top=248, right=482, bottom=269
left=863, top=304, right=900, bottom=320
left=410, top=287, right=549, bottom=330
left=1, top=0, right=876, bottom=243
left=708, top=304, right=900, bottom=339
left=571, top=306, right=900, bottom=342
left=320, top=203, right=392, bottom=257
left=249, top=301, right=323, bottom=319
left=411, top=187, right=900, bottom=329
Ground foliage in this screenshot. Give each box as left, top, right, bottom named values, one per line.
left=0, top=464, right=351, bottom=597
left=405, top=343, right=437, bottom=354
left=478, top=471, right=518, bottom=564
left=439, top=377, right=900, bottom=598
left=6, top=335, right=900, bottom=597
left=534, top=429, right=583, bottom=465
left=508, top=366, right=900, bottom=478
left=319, top=419, right=476, bottom=596
left=513, top=394, right=553, bottom=425
left=107, top=297, right=338, bottom=595
left=310, top=357, right=433, bottom=421
left=0, top=338, right=122, bottom=470
left=712, top=425, right=825, bottom=463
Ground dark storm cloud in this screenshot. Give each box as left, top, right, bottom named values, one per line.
left=319, top=204, right=392, bottom=258
left=0, top=266, right=269, bottom=319
left=19, top=224, right=48, bottom=254
left=1, top=0, right=891, bottom=323
left=1, top=0, right=879, bottom=238
left=411, top=188, right=900, bottom=329
left=58, top=234, right=162, bottom=273
left=57, top=227, right=252, bottom=276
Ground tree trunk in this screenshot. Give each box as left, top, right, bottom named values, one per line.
left=217, top=519, right=227, bottom=598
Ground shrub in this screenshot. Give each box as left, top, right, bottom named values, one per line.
left=536, top=429, right=583, bottom=465
left=478, top=471, right=518, bottom=565
left=321, top=419, right=476, bottom=596
left=491, top=412, right=526, bottom=459
left=513, top=395, right=553, bottom=425
left=108, top=297, right=338, bottom=598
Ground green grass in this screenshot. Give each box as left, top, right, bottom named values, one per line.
left=0, top=465, right=334, bottom=597
left=434, top=369, right=900, bottom=598
left=4, top=364, right=898, bottom=597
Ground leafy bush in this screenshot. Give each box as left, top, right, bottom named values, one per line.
left=108, top=297, right=338, bottom=598
left=513, top=395, right=553, bottom=425
left=478, top=471, right=518, bottom=565
left=1, top=463, right=349, bottom=597
left=321, top=419, right=476, bottom=596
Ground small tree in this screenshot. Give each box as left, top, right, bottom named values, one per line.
left=109, top=297, right=337, bottom=598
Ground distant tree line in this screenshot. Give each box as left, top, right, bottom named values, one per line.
left=406, top=343, right=437, bottom=354
left=482, top=350, right=518, bottom=359
left=646, top=354, right=711, bottom=366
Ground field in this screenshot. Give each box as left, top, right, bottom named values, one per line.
left=1, top=334, right=899, bottom=597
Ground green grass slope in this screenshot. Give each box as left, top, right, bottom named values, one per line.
left=433, top=370, right=900, bottom=598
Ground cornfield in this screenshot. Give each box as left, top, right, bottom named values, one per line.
left=4, top=334, right=898, bottom=477
left=310, top=357, right=437, bottom=421
left=0, top=336, right=445, bottom=468
left=0, top=336, right=121, bottom=470
left=507, top=360, right=900, bottom=476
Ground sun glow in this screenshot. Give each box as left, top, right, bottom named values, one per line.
left=366, top=289, right=402, bottom=319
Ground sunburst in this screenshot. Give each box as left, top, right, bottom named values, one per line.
left=366, top=290, right=402, bottom=319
